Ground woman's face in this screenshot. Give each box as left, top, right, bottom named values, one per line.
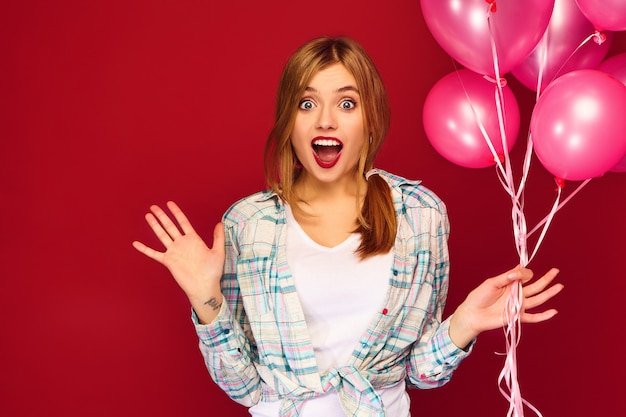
left=291, top=63, right=366, bottom=186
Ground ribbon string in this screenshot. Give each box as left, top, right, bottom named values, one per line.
left=476, top=5, right=592, bottom=416
left=449, top=6, right=594, bottom=415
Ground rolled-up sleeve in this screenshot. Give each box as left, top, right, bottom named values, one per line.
left=406, top=315, right=474, bottom=388
left=403, top=190, right=474, bottom=388
left=191, top=218, right=263, bottom=406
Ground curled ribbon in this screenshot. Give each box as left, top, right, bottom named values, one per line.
left=474, top=4, right=593, bottom=417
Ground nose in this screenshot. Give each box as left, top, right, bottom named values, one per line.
left=316, top=105, right=337, bottom=130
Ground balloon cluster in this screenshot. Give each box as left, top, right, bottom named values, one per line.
left=420, top=2, right=626, bottom=417
left=421, top=0, right=626, bottom=180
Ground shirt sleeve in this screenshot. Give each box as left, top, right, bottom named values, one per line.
left=191, top=219, right=263, bottom=407
left=405, top=200, right=474, bottom=388
left=405, top=315, right=474, bottom=388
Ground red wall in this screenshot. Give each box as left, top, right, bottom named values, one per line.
left=2, top=1, right=625, bottom=416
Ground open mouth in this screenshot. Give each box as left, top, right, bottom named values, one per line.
left=312, top=137, right=343, bottom=168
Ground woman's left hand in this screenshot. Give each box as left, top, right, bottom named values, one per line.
left=449, top=266, right=563, bottom=349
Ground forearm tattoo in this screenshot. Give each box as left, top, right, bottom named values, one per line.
left=204, top=296, right=222, bottom=311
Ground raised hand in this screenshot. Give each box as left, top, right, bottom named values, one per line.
left=133, top=201, right=225, bottom=323
left=449, top=266, right=563, bottom=349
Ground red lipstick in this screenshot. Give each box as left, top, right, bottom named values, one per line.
left=311, top=136, right=343, bottom=169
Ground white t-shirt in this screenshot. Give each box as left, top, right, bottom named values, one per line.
left=249, top=205, right=410, bottom=417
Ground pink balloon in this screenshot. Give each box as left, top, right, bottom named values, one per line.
left=597, top=53, right=626, bottom=85
left=512, top=0, right=613, bottom=92
left=421, top=0, right=554, bottom=77
left=530, top=69, right=626, bottom=180
left=610, top=154, right=626, bottom=173
left=597, top=53, right=626, bottom=173
left=575, top=0, right=626, bottom=31
left=423, top=69, right=520, bottom=169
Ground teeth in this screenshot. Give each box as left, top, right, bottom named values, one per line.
left=313, top=139, right=341, bottom=146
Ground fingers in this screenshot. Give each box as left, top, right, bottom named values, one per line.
left=521, top=268, right=563, bottom=323
left=134, top=201, right=209, bottom=257
left=490, top=265, right=533, bottom=289
left=498, top=265, right=559, bottom=289
left=505, top=267, right=562, bottom=307
left=523, top=274, right=564, bottom=311
left=211, top=222, right=225, bottom=251
left=522, top=268, right=560, bottom=297
left=145, top=211, right=177, bottom=249
left=521, top=308, right=559, bottom=324
left=142, top=201, right=197, bottom=249
left=149, top=204, right=183, bottom=241
left=132, top=240, right=164, bottom=263
left=166, top=201, right=196, bottom=235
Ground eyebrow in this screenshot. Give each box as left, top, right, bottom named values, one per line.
left=304, top=85, right=360, bottom=94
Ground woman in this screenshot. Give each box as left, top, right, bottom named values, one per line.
left=132, top=37, right=562, bottom=417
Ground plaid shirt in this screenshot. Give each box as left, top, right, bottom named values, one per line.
left=193, top=169, right=472, bottom=416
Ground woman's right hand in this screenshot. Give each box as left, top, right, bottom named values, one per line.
left=132, top=201, right=225, bottom=323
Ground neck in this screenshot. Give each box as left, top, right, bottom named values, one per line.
left=293, top=171, right=366, bottom=204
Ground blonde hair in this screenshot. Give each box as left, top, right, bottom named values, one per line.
left=264, top=36, right=396, bottom=258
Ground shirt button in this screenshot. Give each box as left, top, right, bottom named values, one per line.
left=382, top=308, right=388, bottom=315
left=223, top=329, right=230, bottom=335
left=393, top=270, right=398, bottom=276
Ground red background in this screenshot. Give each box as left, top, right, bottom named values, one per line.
left=2, top=1, right=625, bottom=416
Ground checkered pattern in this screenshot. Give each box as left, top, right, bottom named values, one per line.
left=193, top=169, right=472, bottom=416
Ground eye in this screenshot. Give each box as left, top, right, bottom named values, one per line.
left=299, top=99, right=315, bottom=110
left=340, top=99, right=356, bottom=110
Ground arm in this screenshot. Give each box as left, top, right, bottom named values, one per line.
left=406, top=249, right=563, bottom=387
left=194, top=218, right=263, bottom=406
left=405, top=205, right=471, bottom=388
left=401, top=187, right=563, bottom=387
left=133, top=201, right=263, bottom=405
left=405, top=273, right=471, bottom=388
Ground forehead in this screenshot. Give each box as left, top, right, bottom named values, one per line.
left=306, top=63, right=358, bottom=91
